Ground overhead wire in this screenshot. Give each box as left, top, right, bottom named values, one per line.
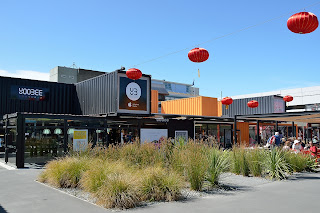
left=129, top=1, right=320, bottom=69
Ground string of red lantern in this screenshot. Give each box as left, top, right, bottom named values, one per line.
left=126, top=68, right=142, bottom=80
left=283, top=95, right=293, bottom=102
left=287, top=12, right=318, bottom=34
left=188, top=48, right=209, bottom=78
left=247, top=100, right=259, bottom=108
left=221, top=97, right=233, bottom=109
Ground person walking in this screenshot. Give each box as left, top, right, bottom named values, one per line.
left=273, top=132, right=281, bottom=146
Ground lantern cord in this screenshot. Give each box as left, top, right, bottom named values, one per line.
left=130, top=1, right=320, bottom=68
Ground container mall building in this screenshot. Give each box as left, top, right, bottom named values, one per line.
left=2, top=70, right=318, bottom=168
left=0, top=71, right=235, bottom=168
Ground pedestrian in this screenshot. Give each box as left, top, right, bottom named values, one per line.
left=292, top=140, right=302, bottom=153
left=273, top=132, right=281, bottom=146
left=308, top=141, right=318, bottom=158
left=282, top=141, right=291, bottom=151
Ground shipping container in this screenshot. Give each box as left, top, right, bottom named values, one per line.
left=161, top=96, right=218, bottom=116
left=75, top=70, right=151, bottom=116
left=222, top=95, right=285, bottom=117
left=0, top=76, right=79, bottom=118
left=151, top=90, right=159, bottom=113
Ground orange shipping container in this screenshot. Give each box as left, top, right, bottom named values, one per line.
left=161, top=96, right=218, bottom=116
left=151, top=90, right=159, bottom=113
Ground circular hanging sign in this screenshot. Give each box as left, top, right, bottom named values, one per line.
left=126, top=82, right=141, bottom=101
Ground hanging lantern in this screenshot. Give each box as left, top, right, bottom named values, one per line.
left=188, top=48, right=209, bottom=78
left=188, top=48, right=209, bottom=63
left=126, top=68, right=142, bottom=80
left=247, top=100, right=259, bottom=108
left=287, top=12, right=319, bottom=34
left=283, top=95, right=293, bottom=102
left=221, top=97, right=233, bottom=109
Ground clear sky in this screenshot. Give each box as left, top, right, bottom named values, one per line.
left=0, top=0, right=319, bottom=98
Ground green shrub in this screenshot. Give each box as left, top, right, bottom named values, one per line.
left=262, top=148, right=291, bottom=180
left=139, top=166, right=183, bottom=201
left=206, top=149, right=230, bottom=186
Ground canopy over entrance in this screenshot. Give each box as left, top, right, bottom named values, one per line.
left=237, top=111, right=320, bottom=123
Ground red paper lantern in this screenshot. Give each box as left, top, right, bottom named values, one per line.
left=221, top=97, right=233, bottom=109
left=126, top=68, right=142, bottom=80
left=283, top=95, right=293, bottom=102
left=287, top=12, right=319, bottom=34
left=188, top=48, right=209, bottom=63
left=247, top=100, right=259, bottom=108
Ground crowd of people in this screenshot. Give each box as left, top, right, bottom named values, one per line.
left=264, top=132, right=319, bottom=157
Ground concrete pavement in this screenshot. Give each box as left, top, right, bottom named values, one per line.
left=0, top=163, right=319, bottom=213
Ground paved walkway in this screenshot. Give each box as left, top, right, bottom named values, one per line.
left=0, top=163, right=319, bottom=213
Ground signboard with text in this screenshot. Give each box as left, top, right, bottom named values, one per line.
left=118, top=73, right=150, bottom=114
left=73, top=129, right=88, bottom=151
left=11, top=85, right=49, bottom=101
left=140, top=128, right=168, bottom=144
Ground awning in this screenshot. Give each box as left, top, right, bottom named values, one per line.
left=238, top=111, right=320, bottom=123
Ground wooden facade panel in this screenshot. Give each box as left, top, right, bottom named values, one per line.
left=237, top=122, right=250, bottom=146
left=151, top=90, right=158, bottom=113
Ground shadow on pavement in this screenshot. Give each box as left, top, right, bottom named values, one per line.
left=0, top=205, right=8, bottom=213
left=288, top=172, right=320, bottom=181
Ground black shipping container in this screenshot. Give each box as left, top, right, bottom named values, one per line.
left=0, top=76, right=80, bottom=118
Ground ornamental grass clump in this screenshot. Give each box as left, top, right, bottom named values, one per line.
left=183, top=142, right=209, bottom=191
left=38, top=156, right=90, bottom=188
left=247, top=148, right=264, bottom=177
left=119, top=142, right=163, bottom=168
left=206, top=149, right=230, bottom=186
left=231, top=147, right=250, bottom=176
left=139, top=166, right=183, bottom=202
left=262, top=148, right=291, bottom=180
left=94, top=173, right=140, bottom=209
left=80, top=159, right=128, bottom=193
left=284, top=152, right=317, bottom=172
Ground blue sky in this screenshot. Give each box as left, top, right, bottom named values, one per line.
left=0, top=0, right=319, bottom=98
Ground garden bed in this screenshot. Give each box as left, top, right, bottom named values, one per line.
left=38, top=140, right=318, bottom=210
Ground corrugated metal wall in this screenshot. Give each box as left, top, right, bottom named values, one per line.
left=151, top=90, right=158, bottom=113
left=75, top=71, right=117, bottom=116
left=161, top=96, right=218, bottom=116
left=0, top=76, right=79, bottom=117
left=222, top=96, right=285, bottom=117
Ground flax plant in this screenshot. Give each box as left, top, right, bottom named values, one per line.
left=206, top=149, right=230, bottom=186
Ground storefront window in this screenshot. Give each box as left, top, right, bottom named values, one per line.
left=207, top=124, right=218, bottom=145
left=195, top=124, right=206, bottom=140
left=24, top=118, right=65, bottom=165
left=219, top=125, right=232, bottom=148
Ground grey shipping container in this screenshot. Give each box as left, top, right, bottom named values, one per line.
left=222, top=95, right=285, bottom=117
left=0, top=76, right=80, bottom=118
left=75, top=70, right=151, bottom=116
